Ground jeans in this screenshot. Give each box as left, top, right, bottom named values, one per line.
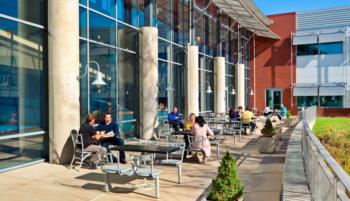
left=101, top=137, right=126, bottom=161
left=85, top=144, right=107, bottom=165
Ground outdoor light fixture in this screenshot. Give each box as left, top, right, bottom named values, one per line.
left=226, top=85, right=236, bottom=95
left=77, top=61, right=106, bottom=89
left=247, top=87, right=254, bottom=96
left=205, top=81, right=213, bottom=94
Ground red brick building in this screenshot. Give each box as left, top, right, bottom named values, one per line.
left=250, top=12, right=297, bottom=114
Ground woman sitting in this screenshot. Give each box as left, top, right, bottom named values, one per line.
left=190, top=116, right=214, bottom=163
left=185, top=113, right=196, bottom=130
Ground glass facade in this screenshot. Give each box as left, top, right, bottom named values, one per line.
left=297, top=96, right=343, bottom=108
left=297, top=42, right=343, bottom=56
left=0, top=1, right=47, bottom=171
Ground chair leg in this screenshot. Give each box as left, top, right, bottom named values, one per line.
left=155, top=176, right=160, bottom=198
left=177, top=165, right=182, bottom=184
left=69, top=153, right=76, bottom=169
left=216, top=143, right=220, bottom=158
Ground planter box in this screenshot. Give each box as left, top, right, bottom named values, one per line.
left=207, top=195, right=244, bottom=201
left=258, top=136, right=276, bottom=154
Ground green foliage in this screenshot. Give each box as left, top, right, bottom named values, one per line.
left=261, top=119, right=276, bottom=137
left=313, top=118, right=350, bottom=175
left=286, top=111, right=291, bottom=119
left=209, top=151, right=243, bottom=201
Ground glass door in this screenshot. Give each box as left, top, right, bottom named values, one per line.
left=265, top=89, right=282, bottom=110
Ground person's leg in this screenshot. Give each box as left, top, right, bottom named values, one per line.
left=250, top=122, right=256, bottom=132
left=179, top=122, right=185, bottom=130
left=113, top=137, right=126, bottom=162
left=85, top=145, right=105, bottom=165
left=101, top=141, right=111, bottom=152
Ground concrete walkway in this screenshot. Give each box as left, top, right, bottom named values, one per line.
left=0, top=118, right=296, bottom=201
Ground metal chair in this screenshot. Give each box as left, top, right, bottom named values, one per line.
left=130, top=154, right=161, bottom=198
left=158, top=142, right=185, bottom=183
left=225, top=121, right=242, bottom=144
left=102, top=151, right=132, bottom=192
left=186, top=135, right=206, bottom=164
left=69, top=129, right=95, bottom=170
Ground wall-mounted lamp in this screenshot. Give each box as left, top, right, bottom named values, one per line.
left=204, top=81, right=213, bottom=94
left=225, top=85, right=236, bottom=95
left=77, top=61, right=106, bottom=89
left=248, top=87, right=254, bottom=96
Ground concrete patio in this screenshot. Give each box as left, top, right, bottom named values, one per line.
left=0, top=118, right=293, bottom=201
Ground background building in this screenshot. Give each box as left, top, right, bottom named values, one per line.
left=0, top=0, right=277, bottom=172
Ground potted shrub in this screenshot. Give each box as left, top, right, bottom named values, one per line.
left=208, top=151, right=244, bottom=201
left=258, top=119, right=276, bottom=153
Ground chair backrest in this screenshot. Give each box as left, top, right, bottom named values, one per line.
left=130, top=154, right=155, bottom=174
left=187, top=135, right=204, bottom=150
left=165, top=142, right=185, bottom=162
left=165, top=135, right=182, bottom=143
left=139, top=140, right=159, bottom=146
left=227, top=121, right=242, bottom=131
left=70, top=129, right=84, bottom=150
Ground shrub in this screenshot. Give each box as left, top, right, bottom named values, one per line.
left=261, top=119, right=276, bottom=137
left=209, top=151, right=243, bottom=201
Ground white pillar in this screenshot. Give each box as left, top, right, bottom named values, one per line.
left=139, top=27, right=158, bottom=140
left=214, top=57, right=225, bottom=113
left=235, top=63, right=245, bottom=109
left=185, top=45, right=199, bottom=117
left=48, top=0, right=80, bottom=164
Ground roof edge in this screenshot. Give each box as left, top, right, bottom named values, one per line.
left=243, top=0, right=274, bottom=26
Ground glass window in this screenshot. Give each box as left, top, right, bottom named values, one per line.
left=80, top=0, right=87, bottom=5
left=225, top=75, right=234, bottom=111
left=79, top=40, right=88, bottom=121
left=117, top=23, right=138, bottom=51
left=297, top=44, right=318, bottom=56
left=173, top=64, right=184, bottom=113
left=319, top=42, right=343, bottom=54
left=194, top=11, right=204, bottom=53
left=199, top=70, right=213, bottom=112
left=158, top=61, right=170, bottom=112
left=0, top=0, right=47, bottom=26
left=117, top=0, right=139, bottom=27
left=89, top=43, right=117, bottom=123
left=118, top=50, right=139, bottom=138
left=159, top=39, right=171, bottom=60
left=89, top=12, right=116, bottom=45
left=79, top=7, right=87, bottom=38
left=157, top=0, right=172, bottom=40
left=89, top=0, right=116, bottom=17
left=0, top=17, right=46, bottom=134
left=172, top=45, right=183, bottom=64
left=0, top=135, right=44, bottom=170
left=320, top=96, right=343, bottom=107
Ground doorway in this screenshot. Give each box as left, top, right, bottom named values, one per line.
left=265, top=89, right=282, bottom=110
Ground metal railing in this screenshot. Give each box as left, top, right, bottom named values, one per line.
left=302, top=106, right=350, bottom=201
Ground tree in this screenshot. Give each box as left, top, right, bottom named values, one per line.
left=209, top=151, right=243, bottom=201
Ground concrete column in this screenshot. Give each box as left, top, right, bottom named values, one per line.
left=214, top=57, right=225, bottom=113
left=139, top=27, right=158, bottom=140
left=48, top=0, right=80, bottom=164
left=185, top=45, right=199, bottom=117
left=235, top=63, right=245, bottom=109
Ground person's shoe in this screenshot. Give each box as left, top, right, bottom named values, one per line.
left=120, top=160, right=127, bottom=164
left=88, top=161, right=97, bottom=169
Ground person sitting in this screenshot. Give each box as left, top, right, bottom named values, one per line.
left=278, top=104, right=288, bottom=121
left=229, top=107, right=241, bottom=122
left=185, top=113, right=196, bottom=130
left=190, top=116, right=214, bottom=163
left=168, top=106, right=184, bottom=131
left=96, top=112, right=127, bottom=164
left=263, top=106, right=273, bottom=117
left=79, top=114, right=107, bottom=169
left=241, top=106, right=256, bottom=134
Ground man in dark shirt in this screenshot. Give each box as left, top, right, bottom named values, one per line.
left=78, top=114, right=107, bottom=168
left=167, top=106, right=184, bottom=131
left=97, top=112, right=126, bottom=164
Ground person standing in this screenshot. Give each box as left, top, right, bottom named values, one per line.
left=78, top=114, right=107, bottom=168
left=97, top=113, right=127, bottom=164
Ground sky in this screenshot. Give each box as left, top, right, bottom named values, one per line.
left=253, top=0, right=350, bottom=15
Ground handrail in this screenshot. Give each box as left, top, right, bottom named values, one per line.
left=303, top=121, right=350, bottom=190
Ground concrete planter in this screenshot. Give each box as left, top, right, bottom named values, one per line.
left=258, top=136, right=276, bottom=154
left=285, top=118, right=297, bottom=127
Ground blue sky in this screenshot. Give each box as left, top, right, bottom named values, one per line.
left=253, top=0, right=350, bottom=15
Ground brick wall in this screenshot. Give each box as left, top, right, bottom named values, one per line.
left=317, top=108, right=350, bottom=117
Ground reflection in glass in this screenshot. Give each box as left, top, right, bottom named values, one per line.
left=0, top=134, right=44, bottom=170
left=118, top=51, right=138, bottom=138
left=89, top=12, right=116, bottom=45
left=172, top=45, right=183, bottom=64
left=0, top=17, right=46, bottom=134
left=159, top=39, right=171, bottom=60
left=157, top=0, right=171, bottom=40
left=0, top=0, right=46, bottom=25
left=117, top=0, right=139, bottom=26
left=199, top=70, right=214, bottom=112
left=117, top=23, right=138, bottom=51
left=79, top=40, right=88, bottom=122
left=79, top=7, right=87, bottom=38
left=89, top=0, right=116, bottom=17
left=89, top=43, right=117, bottom=123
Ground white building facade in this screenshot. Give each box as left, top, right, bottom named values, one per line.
left=293, top=6, right=350, bottom=108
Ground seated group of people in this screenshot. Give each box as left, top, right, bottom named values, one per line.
left=79, top=112, right=126, bottom=169
left=263, top=104, right=288, bottom=121
left=228, top=106, right=257, bottom=133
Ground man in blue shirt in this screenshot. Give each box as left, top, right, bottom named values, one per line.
left=97, top=112, right=126, bottom=164
left=168, top=106, right=184, bottom=131
left=278, top=104, right=288, bottom=121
